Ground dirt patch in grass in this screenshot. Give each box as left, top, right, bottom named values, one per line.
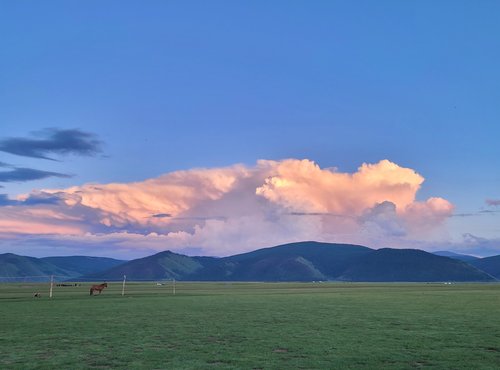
left=273, top=348, right=288, bottom=353
left=207, top=359, right=231, bottom=365
left=411, top=360, right=430, bottom=368
left=207, top=335, right=226, bottom=344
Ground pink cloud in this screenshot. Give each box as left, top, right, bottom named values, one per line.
left=0, top=218, right=82, bottom=236
left=256, top=159, right=424, bottom=214
left=402, top=197, right=454, bottom=234
left=43, top=164, right=251, bottom=229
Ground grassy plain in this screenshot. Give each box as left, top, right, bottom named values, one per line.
left=1, top=282, right=500, bottom=369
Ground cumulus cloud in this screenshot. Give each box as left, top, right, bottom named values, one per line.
left=359, top=201, right=407, bottom=238
left=0, top=159, right=455, bottom=256
left=256, top=159, right=425, bottom=214
left=401, top=197, right=455, bottom=234
left=0, top=128, right=103, bottom=160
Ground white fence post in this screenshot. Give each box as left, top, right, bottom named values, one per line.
left=49, top=275, right=54, bottom=298
left=173, top=278, right=176, bottom=295
left=122, top=275, right=126, bottom=296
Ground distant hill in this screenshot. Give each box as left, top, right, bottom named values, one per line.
left=189, top=242, right=372, bottom=281
left=0, top=253, right=126, bottom=281
left=42, top=256, right=125, bottom=277
left=80, top=241, right=496, bottom=282
left=339, top=249, right=492, bottom=282
left=432, top=251, right=479, bottom=263
left=84, top=250, right=217, bottom=280
left=469, top=255, right=500, bottom=279
left=0, top=253, right=73, bottom=281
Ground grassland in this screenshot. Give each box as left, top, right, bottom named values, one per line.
left=1, top=282, right=500, bottom=369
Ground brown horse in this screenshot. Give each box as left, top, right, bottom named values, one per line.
left=90, top=283, right=108, bottom=296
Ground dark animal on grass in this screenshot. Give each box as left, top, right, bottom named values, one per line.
left=89, top=283, right=108, bottom=296
left=33, top=292, right=41, bottom=298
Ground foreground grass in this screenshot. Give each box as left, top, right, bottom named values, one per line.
left=1, top=282, right=500, bottom=369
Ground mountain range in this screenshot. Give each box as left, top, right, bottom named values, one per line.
left=3, top=241, right=497, bottom=282
left=0, top=253, right=125, bottom=281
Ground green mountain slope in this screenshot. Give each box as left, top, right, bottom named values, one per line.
left=340, top=249, right=494, bottom=282
left=0, top=253, right=73, bottom=281
left=85, top=250, right=216, bottom=280
left=189, top=241, right=372, bottom=281
left=42, top=256, right=125, bottom=277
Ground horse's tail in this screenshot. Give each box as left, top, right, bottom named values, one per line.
left=89, top=287, right=93, bottom=296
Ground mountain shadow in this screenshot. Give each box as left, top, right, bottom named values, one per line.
left=469, top=255, right=500, bottom=279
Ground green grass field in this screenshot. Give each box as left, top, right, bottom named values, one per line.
left=1, top=282, right=500, bottom=369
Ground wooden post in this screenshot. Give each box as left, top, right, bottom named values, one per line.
left=49, top=275, right=54, bottom=298
left=122, top=275, right=126, bottom=296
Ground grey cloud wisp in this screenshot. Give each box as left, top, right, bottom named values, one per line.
left=0, top=167, right=72, bottom=182
left=0, top=192, right=62, bottom=206
left=0, top=128, right=103, bottom=160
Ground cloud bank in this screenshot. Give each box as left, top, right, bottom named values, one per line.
left=0, top=159, right=455, bottom=257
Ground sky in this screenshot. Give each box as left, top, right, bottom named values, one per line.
left=0, top=1, right=499, bottom=259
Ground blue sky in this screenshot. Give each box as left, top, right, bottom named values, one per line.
left=0, top=1, right=499, bottom=258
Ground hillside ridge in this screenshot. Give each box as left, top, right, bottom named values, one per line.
left=2, top=242, right=498, bottom=282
